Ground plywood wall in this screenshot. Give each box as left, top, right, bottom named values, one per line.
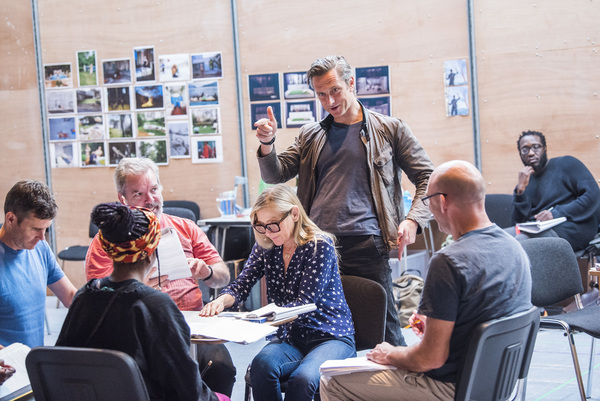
left=1, top=0, right=599, bottom=287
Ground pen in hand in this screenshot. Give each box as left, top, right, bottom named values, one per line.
left=404, top=319, right=421, bottom=329
left=201, top=360, right=213, bottom=377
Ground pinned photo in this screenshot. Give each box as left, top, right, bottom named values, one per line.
left=444, top=59, right=468, bottom=87
left=248, top=73, right=280, bottom=102
left=158, top=54, right=190, bottom=82
left=285, top=100, right=316, bottom=128
left=106, top=86, right=132, bottom=111
left=107, top=113, right=134, bottom=138
left=445, top=85, right=469, bottom=117
left=191, top=135, right=223, bottom=164
left=137, top=111, right=166, bottom=137
left=108, top=141, right=136, bottom=165
left=168, top=120, right=190, bottom=158
left=76, top=88, right=102, bottom=113
left=283, top=72, right=314, bottom=99
left=164, top=83, right=188, bottom=117
left=44, top=63, right=73, bottom=89
left=48, top=117, right=76, bottom=141
left=80, top=141, right=106, bottom=167
left=50, top=142, right=77, bottom=168
left=191, top=52, right=222, bottom=79
left=139, top=138, right=168, bottom=165
left=251, top=102, right=282, bottom=130
left=134, top=46, right=155, bottom=82
left=78, top=115, right=104, bottom=141
left=190, top=107, right=219, bottom=135
left=76, top=50, right=98, bottom=86
left=134, top=84, right=164, bottom=110
left=356, top=66, right=390, bottom=96
left=358, top=96, right=391, bottom=116
left=103, top=58, right=132, bottom=85
left=188, top=81, right=219, bottom=106
left=46, top=90, right=75, bottom=114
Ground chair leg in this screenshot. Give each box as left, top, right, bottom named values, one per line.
left=587, top=337, right=596, bottom=397
left=510, top=378, right=528, bottom=401
left=244, top=381, right=251, bottom=401
left=564, top=330, right=588, bottom=400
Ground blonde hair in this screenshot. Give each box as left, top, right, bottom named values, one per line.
left=251, top=184, right=336, bottom=252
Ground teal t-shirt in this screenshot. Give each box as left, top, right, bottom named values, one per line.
left=0, top=240, right=64, bottom=347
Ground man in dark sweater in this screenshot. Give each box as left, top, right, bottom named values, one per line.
left=510, top=130, right=600, bottom=252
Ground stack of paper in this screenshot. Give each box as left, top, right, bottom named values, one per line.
left=186, top=317, right=277, bottom=344
left=150, top=227, right=191, bottom=280
left=0, top=343, right=32, bottom=401
left=220, top=303, right=317, bottom=323
left=319, top=356, right=397, bottom=377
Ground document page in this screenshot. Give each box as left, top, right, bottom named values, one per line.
left=0, top=343, right=32, bottom=401
left=150, top=227, right=191, bottom=280
left=319, top=356, right=397, bottom=378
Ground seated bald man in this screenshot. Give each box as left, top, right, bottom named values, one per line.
left=320, top=160, right=533, bottom=401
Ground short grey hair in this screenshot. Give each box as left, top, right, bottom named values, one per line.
left=114, top=158, right=161, bottom=195
left=306, top=55, right=353, bottom=88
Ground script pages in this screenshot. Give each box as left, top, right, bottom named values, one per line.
left=182, top=312, right=277, bottom=344
left=220, top=303, right=317, bottom=323
left=0, top=343, right=32, bottom=401
left=516, top=216, right=567, bottom=234
left=150, top=227, right=191, bottom=280
left=319, top=356, right=397, bottom=378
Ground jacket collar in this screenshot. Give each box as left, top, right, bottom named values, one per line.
left=319, top=99, right=370, bottom=140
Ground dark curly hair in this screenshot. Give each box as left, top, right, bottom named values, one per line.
left=517, top=130, right=546, bottom=151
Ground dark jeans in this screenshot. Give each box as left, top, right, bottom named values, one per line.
left=196, top=343, right=236, bottom=397
left=250, top=331, right=355, bottom=401
left=337, top=235, right=407, bottom=347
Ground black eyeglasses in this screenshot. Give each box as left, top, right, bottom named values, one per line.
left=253, top=210, right=291, bottom=234
left=422, top=192, right=447, bottom=206
left=519, top=143, right=543, bottom=155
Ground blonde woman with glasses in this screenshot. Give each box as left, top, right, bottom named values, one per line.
left=200, top=184, right=355, bottom=401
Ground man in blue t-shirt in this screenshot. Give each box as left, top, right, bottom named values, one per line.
left=0, top=180, right=77, bottom=351
left=320, top=161, right=532, bottom=401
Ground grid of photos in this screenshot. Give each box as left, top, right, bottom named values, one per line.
left=444, top=59, right=469, bottom=117
left=356, top=65, right=391, bottom=116
left=46, top=49, right=224, bottom=168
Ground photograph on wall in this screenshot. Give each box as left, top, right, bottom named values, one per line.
left=444, top=59, right=468, bottom=87
left=78, top=115, right=104, bottom=141
left=139, top=138, right=168, bottom=165
left=358, top=96, right=391, bottom=116
left=136, top=111, right=166, bottom=137
left=134, top=46, right=155, bottom=82
left=285, top=100, right=316, bottom=128
left=355, top=66, right=390, bottom=96
left=106, top=86, right=132, bottom=111
left=80, top=141, right=107, bottom=167
left=251, top=102, right=281, bottom=130
left=107, top=113, right=134, bottom=138
left=191, top=135, right=222, bottom=164
left=190, top=107, right=219, bottom=135
left=283, top=72, right=314, bottom=99
left=445, top=85, right=469, bottom=117
left=134, top=84, right=164, bottom=110
left=48, top=117, right=76, bottom=141
left=76, top=88, right=102, bottom=113
left=158, top=53, right=190, bottom=82
left=168, top=120, right=190, bottom=158
left=188, top=81, right=219, bottom=106
left=191, top=52, right=222, bottom=80
left=164, top=83, right=188, bottom=117
left=46, top=90, right=75, bottom=114
left=76, top=50, right=98, bottom=86
left=44, top=63, right=73, bottom=89
left=108, top=141, right=136, bottom=166
left=50, top=142, right=77, bottom=168
left=102, top=58, right=132, bottom=85
left=248, top=73, right=280, bottom=102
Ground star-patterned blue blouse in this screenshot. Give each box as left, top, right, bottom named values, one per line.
left=221, top=235, right=355, bottom=342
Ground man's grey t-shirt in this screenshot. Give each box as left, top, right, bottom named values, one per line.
left=310, top=121, right=380, bottom=236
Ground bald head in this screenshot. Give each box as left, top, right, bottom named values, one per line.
left=429, top=160, right=486, bottom=207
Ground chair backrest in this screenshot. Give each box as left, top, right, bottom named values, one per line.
left=340, top=275, right=386, bottom=351
left=163, top=200, right=201, bottom=222
left=163, top=206, right=197, bottom=222
left=484, top=194, right=514, bottom=229
left=26, top=346, right=150, bottom=401
left=520, top=237, right=584, bottom=307
left=454, top=306, right=540, bottom=401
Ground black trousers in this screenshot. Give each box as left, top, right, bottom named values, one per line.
left=336, top=235, right=407, bottom=347
left=196, top=343, right=236, bottom=397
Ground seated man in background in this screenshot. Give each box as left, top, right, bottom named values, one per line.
left=320, top=160, right=533, bottom=401
left=85, top=157, right=235, bottom=397
left=58, top=202, right=228, bottom=401
left=0, top=180, right=77, bottom=349
left=510, top=130, right=600, bottom=252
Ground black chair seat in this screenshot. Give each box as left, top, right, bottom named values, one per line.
left=57, top=245, right=89, bottom=261
left=541, top=305, right=600, bottom=336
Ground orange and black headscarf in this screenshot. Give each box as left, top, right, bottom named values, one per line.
left=91, top=203, right=160, bottom=264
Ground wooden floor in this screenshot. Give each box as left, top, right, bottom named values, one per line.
left=45, top=297, right=597, bottom=400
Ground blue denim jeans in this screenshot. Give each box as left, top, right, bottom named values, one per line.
left=250, top=332, right=355, bottom=401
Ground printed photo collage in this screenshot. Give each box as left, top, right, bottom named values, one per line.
left=45, top=48, right=225, bottom=168
left=248, top=66, right=392, bottom=132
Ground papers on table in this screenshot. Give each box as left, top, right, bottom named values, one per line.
left=150, top=227, right=191, bottom=280
left=220, top=303, right=317, bottom=323
left=182, top=312, right=277, bottom=345
left=516, top=216, right=567, bottom=234
left=0, top=343, right=33, bottom=401
left=319, top=356, right=397, bottom=378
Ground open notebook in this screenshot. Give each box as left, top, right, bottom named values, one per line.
left=0, top=343, right=32, bottom=401
left=516, top=216, right=566, bottom=234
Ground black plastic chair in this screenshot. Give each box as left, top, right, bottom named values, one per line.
left=164, top=200, right=201, bottom=223
left=243, top=275, right=387, bottom=401
left=56, top=217, right=99, bottom=269
left=484, top=194, right=514, bottom=229
left=26, top=346, right=150, bottom=401
left=521, top=237, right=599, bottom=400
left=163, top=206, right=196, bottom=222
left=454, top=306, right=540, bottom=401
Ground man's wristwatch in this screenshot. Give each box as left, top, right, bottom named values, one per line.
left=259, top=136, right=276, bottom=146
left=203, top=265, right=214, bottom=281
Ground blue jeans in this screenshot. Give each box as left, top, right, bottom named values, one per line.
left=250, top=332, right=355, bottom=401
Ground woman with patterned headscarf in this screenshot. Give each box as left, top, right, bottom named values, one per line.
left=56, top=203, right=229, bottom=401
